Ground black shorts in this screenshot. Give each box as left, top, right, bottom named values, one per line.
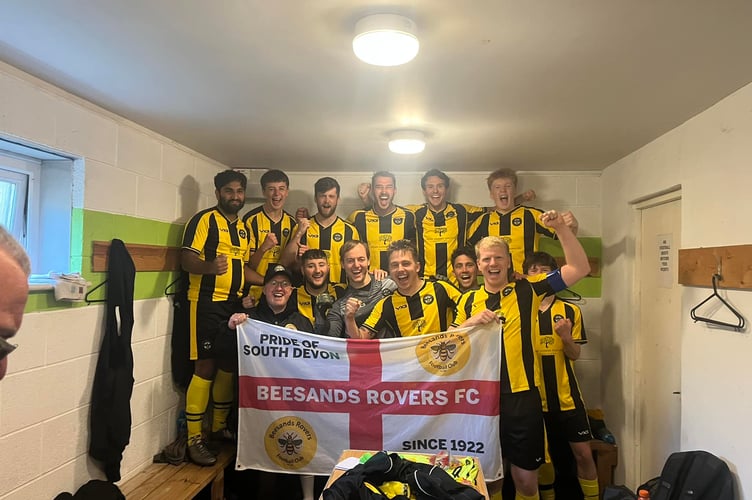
left=544, top=408, right=593, bottom=443
left=500, top=389, right=545, bottom=471
left=189, top=299, right=243, bottom=361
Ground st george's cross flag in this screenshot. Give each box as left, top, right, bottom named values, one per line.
left=235, top=320, right=503, bottom=480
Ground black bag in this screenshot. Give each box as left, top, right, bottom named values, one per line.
left=649, top=450, right=734, bottom=500
left=602, top=485, right=637, bottom=500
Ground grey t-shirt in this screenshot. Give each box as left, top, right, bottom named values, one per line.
left=322, top=275, right=397, bottom=338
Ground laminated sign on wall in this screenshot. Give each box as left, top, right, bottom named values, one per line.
left=235, top=321, right=503, bottom=480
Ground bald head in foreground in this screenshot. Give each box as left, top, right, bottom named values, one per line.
left=0, top=226, right=30, bottom=380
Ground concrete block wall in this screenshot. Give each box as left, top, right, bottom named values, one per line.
left=0, top=60, right=225, bottom=499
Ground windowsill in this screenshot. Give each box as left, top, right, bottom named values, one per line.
left=29, top=283, right=55, bottom=292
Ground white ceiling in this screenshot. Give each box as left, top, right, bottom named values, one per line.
left=2, top=1, right=752, bottom=173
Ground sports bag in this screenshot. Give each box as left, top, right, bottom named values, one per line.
left=649, top=450, right=734, bottom=500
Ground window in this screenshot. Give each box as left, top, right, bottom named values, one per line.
left=0, top=165, right=29, bottom=242
left=0, top=137, right=78, bottom=275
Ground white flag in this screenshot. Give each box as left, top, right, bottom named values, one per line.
left=235, top=320, right=503, bottom=480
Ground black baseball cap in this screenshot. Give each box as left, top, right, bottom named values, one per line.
left=264, top=264, right=293, bottom=285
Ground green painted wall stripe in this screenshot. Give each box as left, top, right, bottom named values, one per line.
left=539, top=237, right=602, bottom=297
left=26, top=209, right=184, bottom=312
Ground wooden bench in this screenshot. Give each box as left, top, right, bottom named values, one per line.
left=120, top=445, right=235, bottom=500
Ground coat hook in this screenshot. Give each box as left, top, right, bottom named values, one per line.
left=715, top=255, right=722, bottom=278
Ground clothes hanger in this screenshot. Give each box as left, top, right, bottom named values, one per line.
left=164, top=276, right=182, bottom=296
left=557, top=288, right=584, bottom=304
left=85, top=280, right=108, bottom=304
left=689, top=273, right=746, bottom=331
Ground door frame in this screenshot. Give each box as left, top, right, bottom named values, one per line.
left=629, top=186, right=682, bottom=483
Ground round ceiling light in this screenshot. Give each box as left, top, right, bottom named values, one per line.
left=388, top=130, right=426, bottom=154
left=353, top=14, right=419, bottom=67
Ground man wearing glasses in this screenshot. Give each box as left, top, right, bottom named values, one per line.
left=0, top=225, right=30, bottom=381
left=231, top=264, right=314, bottom=332
left=228, top=264, right=313, bottom=499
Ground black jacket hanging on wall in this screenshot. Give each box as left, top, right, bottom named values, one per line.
left=89, top=239, right=136, bottom=482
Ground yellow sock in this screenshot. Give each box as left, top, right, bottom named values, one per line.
left=489, top=491, right=503, bottom=500
left=579, top=477, right=599, bottom=500
left=515, top=492, right=539, bottom=500
left=538, top=462, right=556, bottom=500
left=211, top=369, right=234, bottom=432
left=186, top=374, right=212, bottom=440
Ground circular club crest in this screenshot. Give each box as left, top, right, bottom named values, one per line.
left=201, top=340, right=213, bottom=352
left=512, top=217, right=522, bottom=226
left=422, top=295, right=434, bottom=305
left=415, top=331, right=471, bottom=376
left=553, top=314, right=564, bottom=323
left=238, top=229, right=247, bottom=239
left=502, top=286, right=514, bottom=296
left=446, top=211, right=456, bottom=219
left=333, top=232, right=343, bottom=242
left=264, top=416, right=317, bottom=469
left=283, top=228, right=290, bottom=237
left=393, top=217, right=403, bottom=225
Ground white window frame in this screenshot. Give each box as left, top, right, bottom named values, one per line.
left=0, top=137, right=77, bottom=275
left=0, top=151, right=41, bottom=263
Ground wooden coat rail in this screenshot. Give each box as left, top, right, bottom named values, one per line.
left=92, top=241, right=181, bottom=272
left=678, top=244, right=752, bottom=289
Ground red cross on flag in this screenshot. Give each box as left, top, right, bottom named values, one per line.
left=235, top=320, right=503, bottom=480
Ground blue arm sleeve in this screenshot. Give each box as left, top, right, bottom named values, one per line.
left=546, top=269, right=567, bottom=293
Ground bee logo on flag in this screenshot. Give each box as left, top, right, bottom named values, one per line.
left=416, top=331, right=471, bottom=376
left=264, top=417, right=317, bottom=469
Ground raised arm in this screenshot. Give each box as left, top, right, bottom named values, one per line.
left=280, top=215, right=310, bottom=268
left=554, top=317, right=581, bottom=360
left=539, top=210, right=590, bottom=287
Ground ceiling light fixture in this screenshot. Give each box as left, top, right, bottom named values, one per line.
left=388, top=130, right=426, bottom=154
left=353, top=14, right=419, bottom=66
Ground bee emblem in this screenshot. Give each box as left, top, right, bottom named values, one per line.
left=278, top=432, right=303, bottom=456
left=431, top=341, right=457, bottom=362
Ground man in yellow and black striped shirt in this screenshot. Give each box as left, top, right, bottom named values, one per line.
left=281, top=177, right=359, bottom=284
left=523, top=252, right=598, bottom=500
left=181, top=170, right=260, bottom=466
left=243, top=169, right=297, bottom=299
left=291, top=249, right=345, bottom=334
left=452, top=211, right=590, bottom=500
left=346, top=240, right=461, bottom=338
left=467, top=168, right=578, bottom=274
left=348, top=171, right=416, bottom=273
left=407, top=169, right=485, bottom=285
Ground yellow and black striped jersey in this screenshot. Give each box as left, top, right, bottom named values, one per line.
left=300, top=216, right=360, bottom=284
left=535, top=298, right=587, bottom=412
left=182, top=207, right=252, bottom=302
left=362, top=280, right=462, bottom=337
left=407, top=203, right=486, bottom=284
left=466, top=205, right=556, bottom=274
left=452, top=273, right=554, bottom=394
left=292, top=283, right=345, bottom=327
left=243, top=205, right=297, bottom=276
left=347, top=207, right=416, bottom=272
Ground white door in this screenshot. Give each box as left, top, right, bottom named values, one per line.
left=637, top=195, right=682, bottom=481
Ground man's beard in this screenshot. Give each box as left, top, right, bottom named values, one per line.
left=219, top=199, right=244, bottom=215
left=318, top=205, right=336, bottom=218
